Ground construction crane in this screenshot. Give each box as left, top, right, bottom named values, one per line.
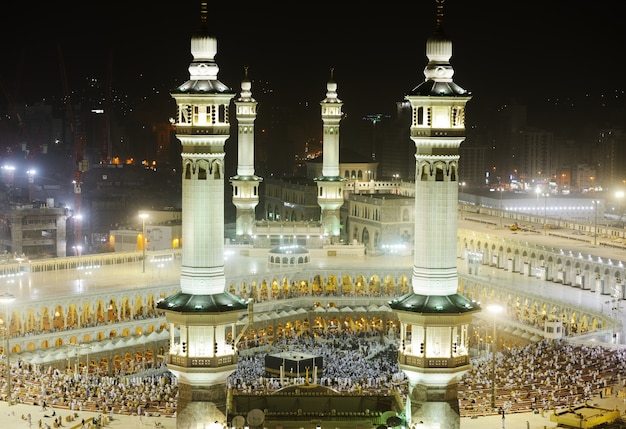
left=101, top=50, right=113, bottom=164
left=58, top=45, right=87, bottom=251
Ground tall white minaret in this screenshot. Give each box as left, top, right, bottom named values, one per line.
left=157, top=3, right=247, bottom=427
left=230, top=68, right=262, bottom=237
left=315, top=69, right=344, bottom=239
left=389, top=1, right=480, bottom=428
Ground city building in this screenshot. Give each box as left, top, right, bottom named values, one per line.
left=109, top=208, right=182, bottom=253
left=0, top=200, right=68, bottom=258
left=346, top=193, right=414, bottom=254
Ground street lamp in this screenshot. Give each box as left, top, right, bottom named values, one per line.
left=26, top=169, right=36, bottom=202
left=592, top=200, right=599, bottom=246
left=499, top=186, right=503, bottom=228
left=0, top=292, right=16, bottom=406
left=535, top=186, right=541, bottom=216
left=139, top=213, right=148, bottom=273
left=543, top=192, right=548, bottom=235
left=71, top=214, right=83, bottom=255
left=616, top=191, right=624, bottom=223
left=487, top=304, right=503, bottom=410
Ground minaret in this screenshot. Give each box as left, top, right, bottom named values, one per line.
left=230, top=68, right=262, bottom=237
left=315, top=69, right=344, bottom=239
left=389, top=1, right=480, bottom=428
left=156, top=3, right=247, bottom=428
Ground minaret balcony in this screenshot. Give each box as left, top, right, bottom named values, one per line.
left=168, top=353, right=238, bottom=369
left=398, top=352, right=469, bottom=369
left=231, top=196, right=259, bottom=206
left=176, top=125, right=231, bottom=136
left=411, top=129, right=466, bottom=138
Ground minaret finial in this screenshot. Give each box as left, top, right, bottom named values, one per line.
left=200, top=1, right=208, bottom=29
left=244, top=66, right=249, bottom=80
left=330, top=67, right=335, bottom=81
left=435, top=0, right=445, bottom=32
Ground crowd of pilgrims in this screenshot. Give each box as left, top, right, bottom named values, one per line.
left=458, top=339, right=626, bottom=415
left=2, top=361, right=179, bottom=418
left=1, top=333, right=625, bottom=418
left=230, top=330, right=407, bottom=394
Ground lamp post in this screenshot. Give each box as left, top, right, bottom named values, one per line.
left=139, top=213, right=148, bottom=273
left=543, top=192, right=548, bottom=235
left=487, top=304, right=503, bottom=410
left=535, top=186, right=541, bottom=216
left=616, top=191, right=624, bottom=224
left=593, top=200, right=599, bottom=246
left=72, top=214, right=83, bottom=255
left=0, top=292, right=16, bottom=406
left=26, top=169, right=36, bottom=202
left=499, top=186, right=503, bottom=228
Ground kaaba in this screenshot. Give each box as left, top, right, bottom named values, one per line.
left=265, top=351, right=323, bottom=378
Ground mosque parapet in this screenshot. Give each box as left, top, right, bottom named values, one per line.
left=253, top=220, right=324, bottom=234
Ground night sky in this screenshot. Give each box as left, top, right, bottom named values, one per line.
left=1, top=0, right=624, bottom=129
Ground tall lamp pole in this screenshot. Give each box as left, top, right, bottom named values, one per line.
left=616, top=191, right=624, bottom=224
left=1, top=292, right=16, bottom=406
left=593, top=201, right=599, bottom=246
left=543, top=192, right=548, bottom=235
left=499, top=186, right=503, bottom=228
left=487, top=304, right=503, bottom=410
left=535, top=186, right=541, bottom=217
left=139, top=213, right=148, bottom=273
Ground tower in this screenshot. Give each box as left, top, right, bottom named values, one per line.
left=156, top=3, right=247, bottom=428
left=315, top=70, right=344, bottom=239
left=389, top=1, right=480, bottom=428
left=230, top=68, right=262, bottom=238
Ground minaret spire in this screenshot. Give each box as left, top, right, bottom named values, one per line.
left=389, top=1, right=479, bottom=427
left=435, top=0, right=444, bottom=33
left=200, top=1, right=207, bottom=24
left=157, top=4, right=247, bottom=426
left=231, top=67, right=262, bottom=237
left=315, top=68, right=344, bottom=239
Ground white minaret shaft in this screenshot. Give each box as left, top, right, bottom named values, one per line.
left=171, top=4, right=235, bottom=295
left=407, top=0, right=472, bottom=296
left=236, top=69, right=256, bottom=177
left=321, top=70, right=342, bottom=178
left=389, top=6, right=479, bottom=428
left=231, top=69, right=262, bottom=237
left=315, top=70, right=344, bottom=238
